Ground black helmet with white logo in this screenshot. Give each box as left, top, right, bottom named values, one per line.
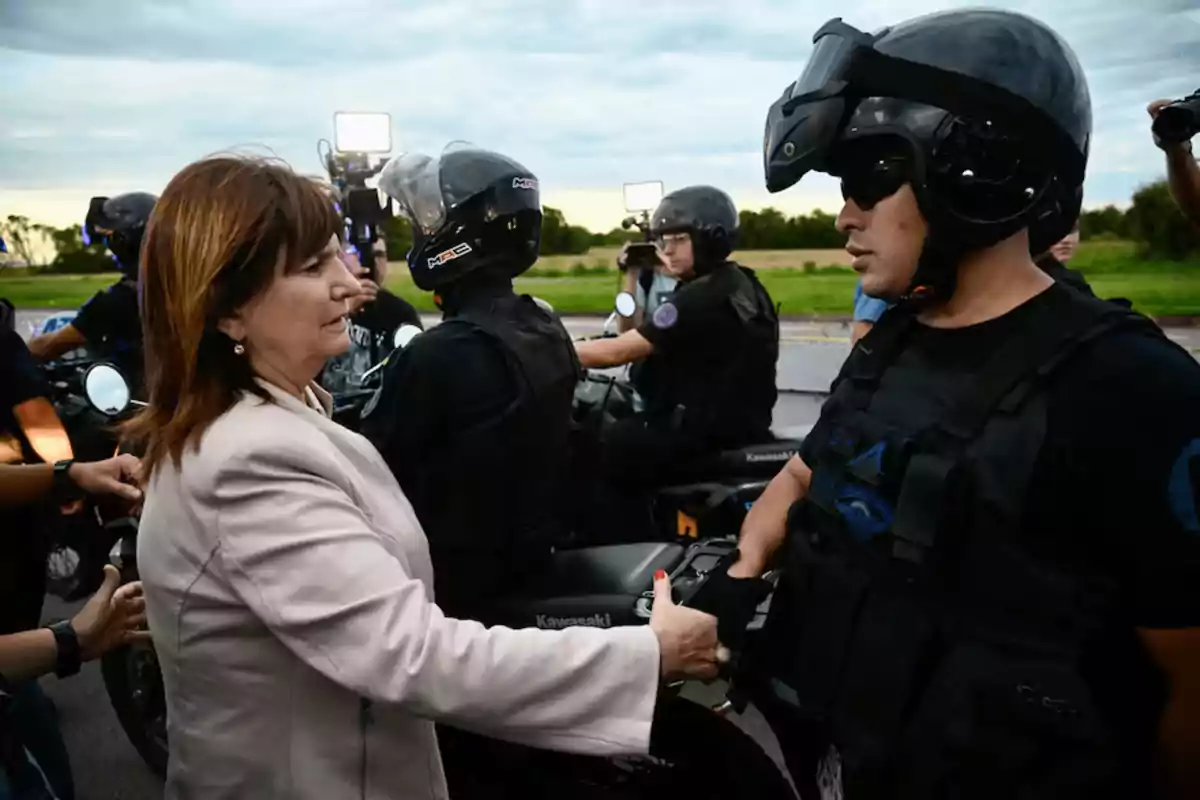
left=378, top=142, right=543, bottom=291
left=763, top=9, right=1091, bottom=304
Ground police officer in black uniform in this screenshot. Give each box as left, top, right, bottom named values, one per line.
left=28, top=192, right=155, bottom=388
left=697, top=10, right=1200, bottom=799
left=360, top=143, right=582, bottom=620
left=574, top=186, right=780, bottom=488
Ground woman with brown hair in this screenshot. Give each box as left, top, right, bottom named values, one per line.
left=127, top=154, right=721, bottom=799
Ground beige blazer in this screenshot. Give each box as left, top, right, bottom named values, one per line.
left=138, top=379, right=660, bottom=799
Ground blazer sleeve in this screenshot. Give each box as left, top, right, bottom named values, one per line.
left=201, top=436, right=661, bottom=756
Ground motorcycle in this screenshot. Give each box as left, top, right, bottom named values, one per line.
left=84, top=361, right=797, bottom=797
left=570, top=293, right=810, bottom=546
left=65, top=363, right=168, bottom=778
left=30, top=358, right=144, bottom=602
left=438, top=536, right=794, bottom=799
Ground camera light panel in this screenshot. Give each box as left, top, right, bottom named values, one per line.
left=623, top=181, right=664, bottom=213
left=334, top=112, right=393, bottom=154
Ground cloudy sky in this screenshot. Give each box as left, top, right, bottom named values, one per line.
left=2, top=0, right=1199, bottom=235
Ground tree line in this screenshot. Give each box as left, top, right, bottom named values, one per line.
left=3, top=178, right=1194, bottom=274
left=1084, top=182, right=1197, bottom=260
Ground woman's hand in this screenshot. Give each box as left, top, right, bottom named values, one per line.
left=72, top=564, right=151, bottom=661
left=648, top=570, right=725, bottom=682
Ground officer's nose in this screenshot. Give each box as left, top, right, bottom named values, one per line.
left=836, top=199, right=867, bottom=234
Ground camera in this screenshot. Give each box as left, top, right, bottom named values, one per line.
left=623, top=242, right=661, bottom=270
left=1153, top=90, right=1200, bottom=146
left=321, top=112, right=394, bottom=282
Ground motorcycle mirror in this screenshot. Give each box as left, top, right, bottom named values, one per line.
left=614, top=292, right=637, bottom=318
left=393, top=324, right=422, bottom=350
left=83, top=363, right=131, bottom=417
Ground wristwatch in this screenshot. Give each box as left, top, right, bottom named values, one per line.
left=51, top=459, right=81, bottom=504
left=47, top=620, right=82, bottom=678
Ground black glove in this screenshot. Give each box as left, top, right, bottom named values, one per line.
left=689, top=562, right=773, bottom=653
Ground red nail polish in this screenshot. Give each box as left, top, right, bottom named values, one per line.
left=654, top=570, right=667, bottom=581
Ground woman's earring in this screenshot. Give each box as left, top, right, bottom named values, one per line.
left=233, top=341, right=246, bottom=356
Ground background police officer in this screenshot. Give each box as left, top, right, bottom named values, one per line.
left=360, top=143, right=581, bottom=620
left=574, top=186, right=780, bottom=490
left=28, top=192, right=155, bottom=388
left=702, top=10, right=1200, bottom=799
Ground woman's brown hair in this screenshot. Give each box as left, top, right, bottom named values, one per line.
left=123, top=155, right=340, bottom=477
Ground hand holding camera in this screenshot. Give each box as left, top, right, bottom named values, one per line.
left=617, top=241, right=669, bottom=273
left=1149, top=91, right=1200, bottom=151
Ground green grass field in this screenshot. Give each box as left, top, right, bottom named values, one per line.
left=3, top=241, right=1197, bottom=318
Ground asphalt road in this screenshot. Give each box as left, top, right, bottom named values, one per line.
left=16, top=309, right=1200, bottom=798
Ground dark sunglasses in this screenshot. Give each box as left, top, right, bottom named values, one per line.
left=834, top=150, right=912, bottom=211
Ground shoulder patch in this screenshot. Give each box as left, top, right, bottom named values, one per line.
left=652, top=301, right=678, bottom=329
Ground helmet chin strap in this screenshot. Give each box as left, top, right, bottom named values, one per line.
left=897, top=235, right=963, bottom=310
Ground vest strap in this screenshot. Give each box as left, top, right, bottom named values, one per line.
left=890, top=290, right=1150, bottom=564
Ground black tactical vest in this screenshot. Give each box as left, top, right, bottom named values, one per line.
left=761, top=287, right=1175, bottom=798
left=405, top=293, right=583, bottom=610
left=640, top=263, right=779, bottom=445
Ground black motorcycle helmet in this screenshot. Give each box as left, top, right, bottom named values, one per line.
left=378, top=142, right=542, bottom=292
left=763, top=9, right=1091, bottom=305
left=84, top=192, right=158, bottom=280
left=649, top=186, right=740, bottom=273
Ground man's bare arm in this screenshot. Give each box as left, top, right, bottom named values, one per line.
left=729, top=454, right=813, bottom=578
left=575, top=329, right=655, bottom=369
left=0, top=628, right=59, bottom=683
left=27, top=324, right=88, bottom=362
left=850, top=320, right=874, bottom=345
left=0, top=458, right=142, bottom=509
left=0, top=462, right=57, bottom=508
left=1165, top=146, right=1200, bottom=227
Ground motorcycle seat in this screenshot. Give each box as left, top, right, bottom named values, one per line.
left=486, top=542, right=687, bottom=630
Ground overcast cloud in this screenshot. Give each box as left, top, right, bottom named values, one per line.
left=1, top=0, right=1198, bottom=231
